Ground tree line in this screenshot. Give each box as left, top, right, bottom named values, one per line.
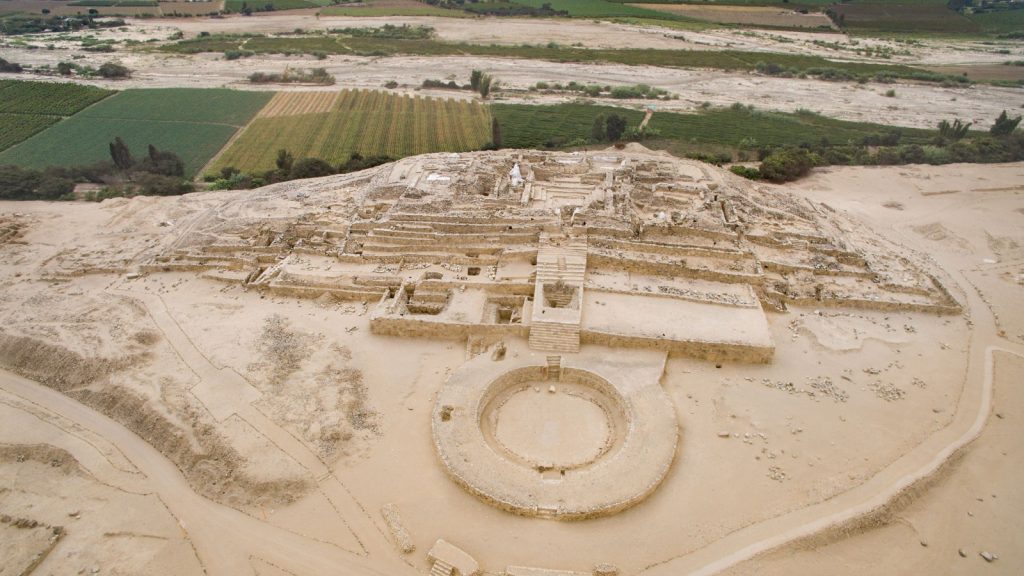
left=0, top=138, right=192, bottom=201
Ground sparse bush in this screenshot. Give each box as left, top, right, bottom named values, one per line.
left=98, top=62, right=130, bottom=79
left=990, top=110, right=1022, bottom=136
left=758, top=148, right=818, bottom=182
left=730, top=165, right=761, bottom=180
left=0, top=58, right=24, bottom=73
left=289, top=157, right=334, bottom=179
left=224, top=49, right=254, bottom=60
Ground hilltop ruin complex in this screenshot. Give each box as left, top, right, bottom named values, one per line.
left=138, top=146, right=960, bottom=524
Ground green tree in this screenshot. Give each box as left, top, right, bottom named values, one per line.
left=938, top=118, right=971, bottom=141
left=109, top=137, right=134, bottom=171
left=290, top=157, right=334, bottom=179
left=35, top=174, right=74, bottom=200
left=139, top=144, right=184, bottom=177
left=591, top=114, right=606, bottom=142
left=759, top=148, right=817, bottom=183
left=0, top=166, right=41, bottom=200
left=275, top=149, right=294, bottom=172
left=990, top=110, right=1022, bottom=137
left=605, top=114, right=627, bottom=141
left=470, top=69, right=483, bottom=91
left=478, top=72, right=496, bottom=98
left=491, top=117, right=502, bottom=148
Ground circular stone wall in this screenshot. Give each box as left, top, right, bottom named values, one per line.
left=433, top=361, right=678, bottom=520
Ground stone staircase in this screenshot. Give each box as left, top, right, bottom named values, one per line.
left=545, top=355, right=562, bottom=380
left=430, top=559, right=454, bottom=576
left=529, top=233, right=587, bottom=353
left=528, top=321, right=580, bottom=353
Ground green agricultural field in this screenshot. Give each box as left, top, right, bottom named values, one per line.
left=831, top=2, right=978, bottom=35
left=0, top=113, right=61, bottom=152
left=491, top=103, right=934, bottom=151
left=68, top=0, right=159, bottom=6
left=211, top=90, right=492, bottom=174
left=224, top=0, right=317, bottom=11
left=0, top=80, right=112, bottom=152
left=0, top=80, right=112, bottom=116
left=0, top=88, right=271, bottom=176
left=968, top=9, right=1024, bottom=36
left=514, top=0, right=679, bottom=19
left=321, top=1, right=469, bottom=17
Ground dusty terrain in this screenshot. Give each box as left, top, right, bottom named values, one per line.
left=0, top=149, right=1021, bottom=575
left=2, top=15, right=1023, bottom=129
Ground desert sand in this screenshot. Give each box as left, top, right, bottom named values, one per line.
left=1, top=148, right=1021, bottom=575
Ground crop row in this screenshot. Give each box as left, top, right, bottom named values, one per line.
left=211, top=90, right=491, bottom=174
left=0, top=113, right=61, bottom=152
left=0, top=87, right=270, bottom=175
left=0, top=80, right=112, bottom=116
left=491, top=103, right=935, bottom=151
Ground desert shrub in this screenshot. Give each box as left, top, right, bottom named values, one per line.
left=98, top=62, right=130, bottom=79
left=289, top=157, right=334, bottom=179
left=759, top=148, right=818, bottom=182
left=990, top=110, right=1022, bottom=136
left=133, top=172, right=193, bottom=196
left=729, top=165, right=761, bottom=180
left=224, top=49, right=254, bottom=60
left=0, top=58, right=24, bottom=73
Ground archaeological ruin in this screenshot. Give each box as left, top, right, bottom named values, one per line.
left=138, top=145, right=961, bottom=524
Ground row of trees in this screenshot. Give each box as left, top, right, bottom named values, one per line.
left=0, top=14, right=124, bottom=36
left=423, top=70, right=499, bottom=98
left=1, top=58, right=130, bottom=79
left=733, top=110, right=1023, bottom=183
left=209, top=149, right=393, bottom=190
left=0, top=138, right=192, bottom=201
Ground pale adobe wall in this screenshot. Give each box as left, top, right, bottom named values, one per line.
left=369, top=316, right=529, bottom=340
left=589, top=237, right=749, bottom=261
left=588, top=251, right=766, bottom=286
left=579, top=331, right=774, bottom=364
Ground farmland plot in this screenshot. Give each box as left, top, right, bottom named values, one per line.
left=491, top=103, right=935, bottom=151
left=0, top=88, right=271, bottom=176
left=0, top=80, right=112, bottom=116
left=211, top=90, right=492, bottom=175
left=0, top=80, right=112, bottom=151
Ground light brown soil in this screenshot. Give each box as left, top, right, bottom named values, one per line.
left=0, top=157, right=1020, bottom=575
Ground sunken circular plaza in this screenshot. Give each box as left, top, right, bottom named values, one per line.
left=432, top=353, right=678, bottom=520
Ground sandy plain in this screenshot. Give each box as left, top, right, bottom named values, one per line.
left=1, top=11, right=1023, bottom=576
left=0, top=155, right=1021, bottom=576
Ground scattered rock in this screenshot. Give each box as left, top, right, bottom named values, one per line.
left=980, top=551, right=997, bottom=562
